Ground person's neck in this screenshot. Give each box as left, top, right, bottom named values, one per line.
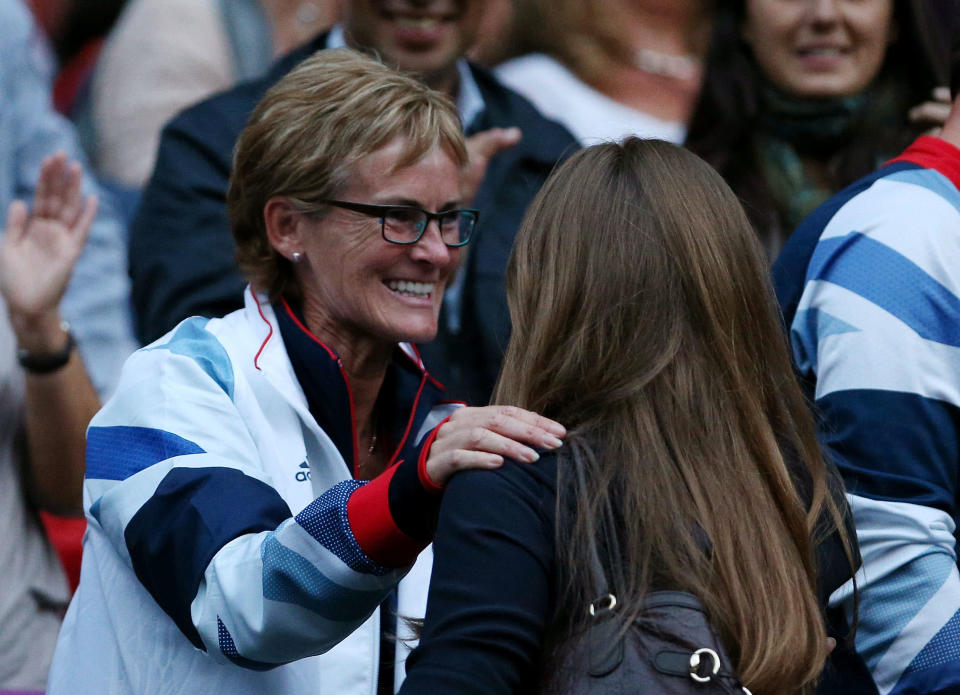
left=340, top=24, right=461, bottom=99
left=300, top=299, right=392, bottom=438
left=343, top=355, right=390, bottom=479
left=424, top=68, right=461, bottom=100
left=584, top=0, right=711, bottom=124
left=619, top=0, right=711, bottom=55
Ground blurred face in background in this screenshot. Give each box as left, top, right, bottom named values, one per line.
left=343, top=0, right=482, bottom=93
left=742, top=0, right=895, bottom=99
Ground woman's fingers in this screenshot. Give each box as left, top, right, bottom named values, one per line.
left=491, top=404, right=566, bottom=438
left=5, top=200, right=28, bottom=244
left=60, top=161, right=87, bottom=230
left=32, top=151, right=91, bottom=225
left=424, top=405, right=568, bottom=485
left=448, top=405, right=565, bottom=446
left=466, top=425, right=542, bottom=462
left=909, top=101, right=952, bottom=124
left=33, top=152, right=72, bottom=220
left=33, top=155, right=55, bottom=218
left=74, top=195, right=98, bottom=247
left=908, top=97, right=951, bottom=137
left=432, top=449, right=504, bottom=473
left=22, top=154, right=95, bottom=240
left=909, top=88, right=953, bottom=132
left=434, top=420, right=539, bottom=463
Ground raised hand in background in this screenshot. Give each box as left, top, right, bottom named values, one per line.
left=1, top=150, right=100, bottom=516
left=2, top=150, right=97, bottom=353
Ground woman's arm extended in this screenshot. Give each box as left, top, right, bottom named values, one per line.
left=2, top=152, right=101, bottom=516
left=399, top=458, right=558, bottom=694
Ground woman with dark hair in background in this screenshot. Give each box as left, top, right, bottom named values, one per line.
left=686, top=0, right=955, bottom=256
left=398, top=138, right=870, bottom=695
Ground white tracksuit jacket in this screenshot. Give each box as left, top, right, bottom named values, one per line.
left=48, top=288, right=459, bottom=695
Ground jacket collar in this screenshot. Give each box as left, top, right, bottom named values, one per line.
left=260, top=294, right=447, bottom=478
left=887, top=135, right=960, bottom=192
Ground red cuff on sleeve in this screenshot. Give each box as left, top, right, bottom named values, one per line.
left=346, top=465, right=425, bottom=568
left=417, top=417, right=451, bottom=494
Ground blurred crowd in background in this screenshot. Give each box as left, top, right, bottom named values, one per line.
left=4, top=0, right=960, bottom=693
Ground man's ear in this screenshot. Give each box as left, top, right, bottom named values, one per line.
left=264, top=196, right=304, bottom=261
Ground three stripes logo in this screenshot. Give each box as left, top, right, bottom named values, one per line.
left=296, top=461, right=311, bottom=482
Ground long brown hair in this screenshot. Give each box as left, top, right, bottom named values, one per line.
left=494, top=138, right=852, bottom=694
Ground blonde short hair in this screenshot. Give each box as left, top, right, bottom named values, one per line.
left=228, top=49, right=467, bottom=300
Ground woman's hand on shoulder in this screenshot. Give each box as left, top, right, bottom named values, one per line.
left=424, top=405, right=566, bottom=486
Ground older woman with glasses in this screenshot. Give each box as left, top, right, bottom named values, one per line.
left=47, top=50, right=564, bottom=695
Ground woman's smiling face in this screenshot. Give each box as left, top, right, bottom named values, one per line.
left=742, top=0, right=895, bottom=99
left=296, top=138, right=462, bottom=351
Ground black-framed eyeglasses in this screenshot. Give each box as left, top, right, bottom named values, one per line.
left=323, top=200, right=478, bottom=247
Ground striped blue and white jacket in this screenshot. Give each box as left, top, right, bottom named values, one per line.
left=47, top=288, right=459, bottom=695
left=774, top=136, right=960, bottom=695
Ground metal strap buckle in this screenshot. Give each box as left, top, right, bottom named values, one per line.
left=689, top=647, right=720, bottom=683
left=587, top=594, right=617, bottom=617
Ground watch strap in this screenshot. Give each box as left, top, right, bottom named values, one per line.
left=17, top=324, right=75, bottom=374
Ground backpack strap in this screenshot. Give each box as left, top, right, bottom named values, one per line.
left=571, top=448, right=626, bottom=677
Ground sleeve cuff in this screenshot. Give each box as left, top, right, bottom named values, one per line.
left=417, top=416, right=450, bottom=494
left=344, top=419, right=451, bottom=567
left=346, top=464, right=424, bottom=568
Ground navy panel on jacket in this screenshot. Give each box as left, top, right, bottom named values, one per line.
left=216, top=617, right=277, bottom=671
left=274, top=300, right=357, bottom=474
left=817, top=389, right=960, bottom=515
left=125, top=466, right=293, bottom=649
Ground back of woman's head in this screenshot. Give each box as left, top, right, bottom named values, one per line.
left=498, top=138, right=784, bottom=425
left=495, top=138, right=847, bottom=694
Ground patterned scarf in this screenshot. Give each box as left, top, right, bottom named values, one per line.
left=756, top=85, right=868, bottom=239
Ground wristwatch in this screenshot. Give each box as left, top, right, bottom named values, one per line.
left=17, top=321, right=75, bottom=374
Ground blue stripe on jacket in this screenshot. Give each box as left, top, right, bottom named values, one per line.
left=87, top=425, right=205, bottom=481
left=773, top=161, right=920, bottom=325
left=260, top=534, right=388, bottom=622
left=125, top=466, right=293, bottom=649
left=892, top=608, right=960, bottom=694
left=145, top=316, right=235, bottom=399
left=806, top=233, right=960, bottom=348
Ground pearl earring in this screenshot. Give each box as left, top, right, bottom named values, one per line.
left=292, top=252, right=302, bottom=263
